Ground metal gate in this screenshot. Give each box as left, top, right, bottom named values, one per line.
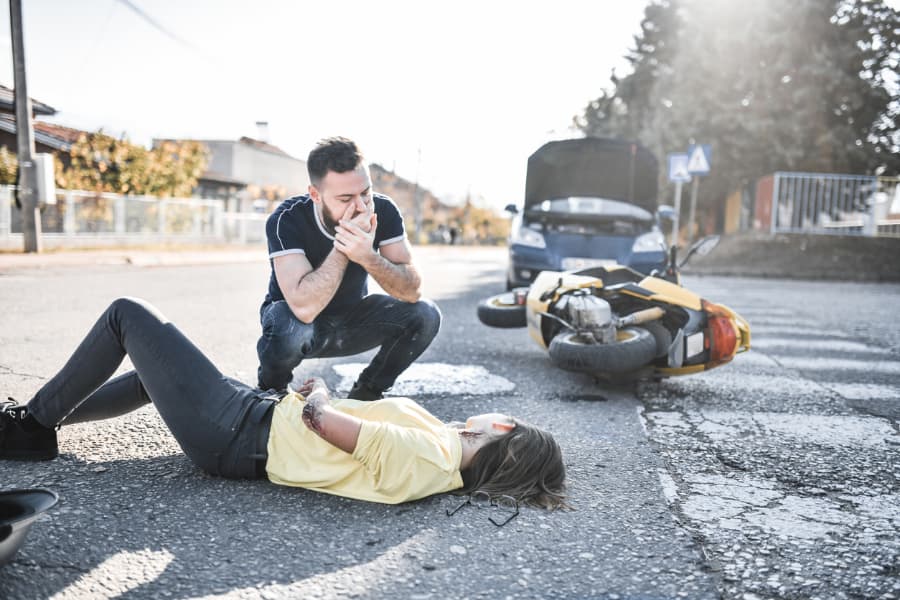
left=769, top=172, right=900, bottom=237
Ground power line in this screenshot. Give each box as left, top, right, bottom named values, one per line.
left=116, top=0, right=201, bottom=53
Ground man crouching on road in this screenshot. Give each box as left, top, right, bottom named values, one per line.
left=256, top=136, right=441, bottom=400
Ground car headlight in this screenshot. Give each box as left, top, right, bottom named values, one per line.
left=631, top=230, right=665, bottom=253
left=510, top=225, right=546, bottom=249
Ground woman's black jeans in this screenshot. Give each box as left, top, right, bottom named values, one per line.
left=256, top=294, right=442, bottom=393
left=27, top=297, right=274, bottom=478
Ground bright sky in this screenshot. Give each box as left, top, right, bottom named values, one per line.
left=0, top=0, right=649, bottom=209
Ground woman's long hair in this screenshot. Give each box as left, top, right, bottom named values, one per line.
left=459, top=419, right=567, bottom=510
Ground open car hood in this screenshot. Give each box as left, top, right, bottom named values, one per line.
left=524, top=137, right=659, bottom=214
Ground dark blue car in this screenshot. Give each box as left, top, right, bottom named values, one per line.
left=504, top=137, right=672, bottom=289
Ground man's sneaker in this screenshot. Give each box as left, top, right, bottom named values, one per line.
left=347, top=380, right=384, bottom=401
left=0, top=398, right=58, bottom=461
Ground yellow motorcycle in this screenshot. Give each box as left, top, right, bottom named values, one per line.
left=476, top=236, right=751, bottom=381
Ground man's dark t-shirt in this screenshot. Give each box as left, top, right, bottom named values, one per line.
left=263, top=193, right=406, bottom=316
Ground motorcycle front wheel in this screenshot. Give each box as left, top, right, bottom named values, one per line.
left=548, top=327, right=657, bottom=373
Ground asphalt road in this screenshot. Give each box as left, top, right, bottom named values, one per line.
left=1, top=246, right=898, bottom=599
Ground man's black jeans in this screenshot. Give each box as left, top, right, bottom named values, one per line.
left=256, top=295, right=442, bottom=393
left=27, top=297, right=274, bottom=478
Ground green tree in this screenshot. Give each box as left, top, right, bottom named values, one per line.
left=144, top=139, right=209, bottom=197
left=576, top=0, right=900, bottom=217
left=0, top=146, right=17, bottom=185
left=55, top=132, right=208, bottom=197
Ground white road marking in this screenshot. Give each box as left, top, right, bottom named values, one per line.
left=678, top=473, right=898, bottom=541
left=645, top=290, right=900, bottom=552
left=646, top=410, right=896, bottom=448
left=658, top=459, right=898, bottom=542
left=331, top=362, right=516, bottom=395
left=725, top=307, right=796, bottom=317
left=718, top=351, right=780, bottom=368
left=749, top=326, right=852, bottom=338
left=656, top=468, right=679, bottom=506
left=743, top=316, right=819, bottom=327
left=776, top=356, right=900, bottom=375
left=671, top=372, right=829, bottom=396
left=751, top=337, right=892, bottom=354
left=825, top=382, right=900, bottom=400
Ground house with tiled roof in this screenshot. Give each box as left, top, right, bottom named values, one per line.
left=0, top=83, right=82, bottom=159
left=0, top=83, right=56, bottom=117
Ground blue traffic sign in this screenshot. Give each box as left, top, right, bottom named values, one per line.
left=687, top=144, right=712, bottom=175
left=668, top=153, right=691, bottom=183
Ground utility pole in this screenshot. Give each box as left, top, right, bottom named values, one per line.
left=10, top=0, right=41, bottom=252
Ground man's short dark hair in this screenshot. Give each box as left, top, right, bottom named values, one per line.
left=308, top=137, right=365, bottom=186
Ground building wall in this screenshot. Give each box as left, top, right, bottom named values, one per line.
left=724, top=189, right=742, bottom=234
left=203, top=141, right=235, bottom=177
left=754, top=174, right=774, bottom=231
left=231, top=144, right=308, bottom=197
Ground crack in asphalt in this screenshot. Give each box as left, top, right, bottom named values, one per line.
left=0, top=364, right=45, bottom=381
left=11, top=558, right=87, bottom=573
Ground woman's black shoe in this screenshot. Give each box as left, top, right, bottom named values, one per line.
left=0, top=399, right=58, bottom=461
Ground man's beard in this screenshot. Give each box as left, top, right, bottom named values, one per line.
left=318, top=203, right=340, bottom=235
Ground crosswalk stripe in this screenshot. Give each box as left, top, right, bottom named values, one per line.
left=677, top=371, right=899, bottom=401
left=776, top=356, right=900, bottom=374
left=646, top=409, right=896, bottom=448
left=727, top=308, right=796, bottom=317
left=675, top=371, right=835, bottom=396
left=824, top=383, right=900, bottom=400
left=330, top=362, right=516, bottom=395
left=749, top=325, right=851, bottom=338
left=751, top=338, right=892, bottom=354
left=744, top=317, right=819, bottom=327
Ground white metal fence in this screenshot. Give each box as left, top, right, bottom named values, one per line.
left=770, top=172, right=900, bottom=237
left=0, top=185, right=267, bottom=249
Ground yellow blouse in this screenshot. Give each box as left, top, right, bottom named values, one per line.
left=266, top=393, right=464, bottom=504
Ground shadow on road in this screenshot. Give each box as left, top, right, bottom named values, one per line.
left=3, top=452, right=453, bottom=599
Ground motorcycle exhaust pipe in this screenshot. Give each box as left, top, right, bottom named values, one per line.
left=617, top=306, right=665, bottom=327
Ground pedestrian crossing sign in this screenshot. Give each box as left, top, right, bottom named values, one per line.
left=687, top=144, right=711, bottom=175
left=668, top=153, right=691, bottom=183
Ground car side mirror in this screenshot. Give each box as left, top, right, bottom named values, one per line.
left=504, top=204, right=519, bottom=215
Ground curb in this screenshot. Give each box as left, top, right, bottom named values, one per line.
left=0, top=249, right=266, bottom=270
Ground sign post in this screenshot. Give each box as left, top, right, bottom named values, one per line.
left=685, top=144, right=711, bottom=245
left=667, top=153, right=691, bottom=247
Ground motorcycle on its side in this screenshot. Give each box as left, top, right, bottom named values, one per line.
left=476, top=236, right=751, bottom=382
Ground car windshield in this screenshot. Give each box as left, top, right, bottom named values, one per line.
left=532, top=197, right=652, bottom=220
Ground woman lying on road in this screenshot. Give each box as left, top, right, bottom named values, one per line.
left=0, top=297, right=566, bottom=509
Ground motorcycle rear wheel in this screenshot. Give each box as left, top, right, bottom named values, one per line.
left=548, top=327, right=657, bottom=373
left=476, top=292, right=527, bottom=328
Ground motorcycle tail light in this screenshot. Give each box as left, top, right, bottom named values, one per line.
left=702, top=300, right=738, bottom=365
